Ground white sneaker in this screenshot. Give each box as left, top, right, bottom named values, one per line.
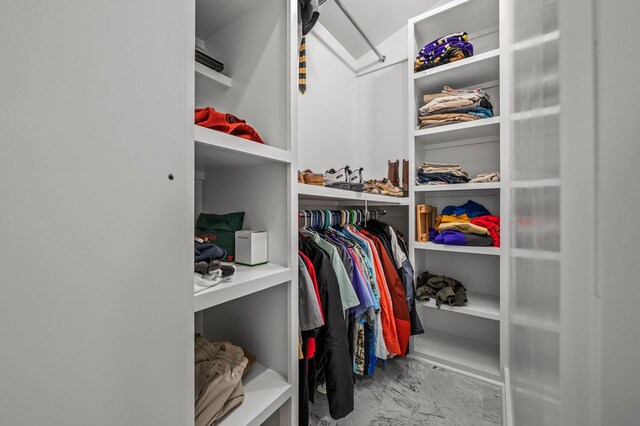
left=324, top=167, right=350, bottom=190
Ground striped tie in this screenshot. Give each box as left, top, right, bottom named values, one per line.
left=299, top=36, right=307, bottom=94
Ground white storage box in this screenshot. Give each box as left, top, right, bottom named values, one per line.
left=234, top=231, right=268, bottom=266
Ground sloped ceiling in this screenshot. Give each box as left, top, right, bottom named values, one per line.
left=319, top=0, right=445, bottom=59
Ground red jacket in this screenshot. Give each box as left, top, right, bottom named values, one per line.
left=195, top=107, right=264, bottom=143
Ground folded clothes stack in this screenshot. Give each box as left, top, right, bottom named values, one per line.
left=416, top=161, right=469, bottom=185
left=195, top=334, right=256, bottom=426
left=470, top=171, right=500, bottom=183
left=418, top=86, right=494, bottom=129
left=429, top=200, right=500, bottom=247
left=414, top=32, right=473, bottom=73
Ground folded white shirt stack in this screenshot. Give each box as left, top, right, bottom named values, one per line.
left=469, top=171, right=500, bottom=183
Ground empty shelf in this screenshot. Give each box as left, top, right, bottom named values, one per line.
left=420, top=292, right=501, bottom=321
left=413, top=330, right=500, bottom=378
left=217, top=363, right=291, bottom=426
left=194, top=263, right=292, bottom=312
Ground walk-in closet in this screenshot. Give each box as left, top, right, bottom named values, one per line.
left=2, top=0, right=639, bottom=425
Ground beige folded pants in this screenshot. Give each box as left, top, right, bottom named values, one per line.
left=195, top=335, right=248, bottom=426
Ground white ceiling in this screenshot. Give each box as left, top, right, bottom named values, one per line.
left=195, top=0, right=444, bottom=57
left=319, top=0, right=445, bottom=59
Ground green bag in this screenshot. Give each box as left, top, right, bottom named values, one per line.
left=195, top=212, right=245, bottom=257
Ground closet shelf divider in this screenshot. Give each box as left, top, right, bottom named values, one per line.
left=414, top=182, right=501, bottom=193
left=194, top=263, right=292, bottom=312
left=420, top=292, right=501, bottom=321
left=413, top=48, right=500, bottom=94
left=414, top=242, right=502, bottom=256
left=413, top=330, right=501, bottom=378
left=195, top=61, right=232, bottom=89
left=195, top=125, right=293, bottom=168
left=414, top=116, right=501, bottom=146
left=297, top=183, right=408, bottom=205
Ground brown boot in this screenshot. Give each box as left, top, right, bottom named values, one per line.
left=387, top=159, right=400, bottom=188
left=402, top=159, right=409, bottom=197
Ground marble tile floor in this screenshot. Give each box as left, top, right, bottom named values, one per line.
left=309, top=357, right=502, bottom=426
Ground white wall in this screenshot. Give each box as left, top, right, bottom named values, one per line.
left=298, top=24, right=358, bottom=174
left=299, top=23, right=410, bottom=181
left=356, top=62, right=408, bottom=179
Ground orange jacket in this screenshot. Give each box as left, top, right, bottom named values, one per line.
left=352, top=229, right=401, bottom=356
left=361, top=230, right=411, bottom=356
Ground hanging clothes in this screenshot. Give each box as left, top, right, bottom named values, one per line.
left=364, top=220, right=424, bottom=336
left=299, top=237, right=354, bottom=420
left=297, top=211, right=423, bottom=424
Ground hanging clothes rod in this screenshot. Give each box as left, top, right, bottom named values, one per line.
left=320, top=0, right=386, bottom=63
left=298, top=209, right=386, bottom=227
left=298, top=209, right=387, bottom=217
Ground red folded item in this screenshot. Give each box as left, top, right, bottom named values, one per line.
left=471, top=215, right=500, bottom=247
left=195, top=107, right=265, bottom=144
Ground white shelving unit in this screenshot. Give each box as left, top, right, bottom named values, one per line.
left=415, top=242, right=501, bottom=256
left=420, top=292, right=501, bottom=321
left=297, top=183, right=407, bottom=205
left=413, top=328, right=501, bottom=377
left=414, top=182, right=501, bottom=192
left=193, top=1, right=298, bottom=425
left=414, top=48, right=500, bottom=93
left=414, top=116, right=501, bottom=145
left=195, top=61, right=233, bottom=89
left=194, top=264, right=293, bottom=312
left=195, top=125, right=293, bottom=168
left=407, top=0, right=508, bottom=381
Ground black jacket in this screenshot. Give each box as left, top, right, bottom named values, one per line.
left=299, top=237, right=354, bottom=420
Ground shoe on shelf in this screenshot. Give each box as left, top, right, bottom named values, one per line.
left=298, top=170, right=304, bottom=184
left=388, top=159, right=400, bottom=187
left=402, top=159, right=409, bottom=197
left=207, top=260, right=222, bottom=274
left=346, top=166, right=364, bottom=192
left=219, top=262, right=236, bottom=277
left=194, top=261, right=209, bottom=274
left=363, top=179, right=382, bottom=194
left=375, top=178, right=403, bottom=197
left=324, top=167, right=350, bottom=190
left=301, top=169, right=324, bottom=186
